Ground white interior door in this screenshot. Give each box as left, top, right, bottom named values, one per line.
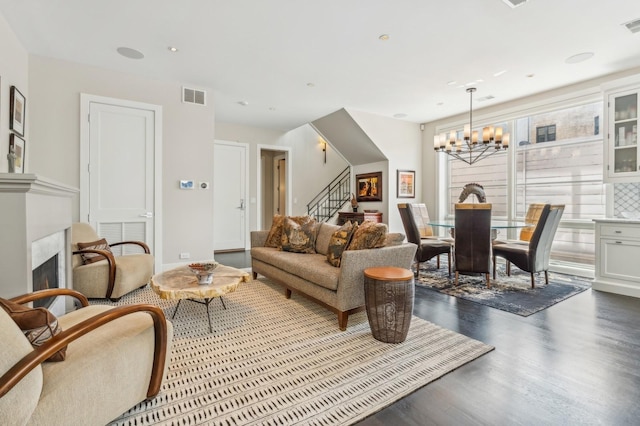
left=214, top=141, right=248, bottom=251
left=83, top=98, right=158, bottom=259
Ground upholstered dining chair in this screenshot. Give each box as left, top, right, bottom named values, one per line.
left=71, top=222, right=154, bottom=301
left=410, top=203, right=454, bottom=242
left=453, top=203, right=493, bottom=286
left=493, top=203, right=547, bottom=245
left=398, top=203, right=452, bottom=277
left=492, top=204, right=564, bottom=288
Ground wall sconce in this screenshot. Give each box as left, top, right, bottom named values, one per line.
left=321, top=141, right=327, bottom=164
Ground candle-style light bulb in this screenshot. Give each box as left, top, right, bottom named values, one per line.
left=464, top=124, right=470, bottom=140
left=503, top=133, right=510, bottom=148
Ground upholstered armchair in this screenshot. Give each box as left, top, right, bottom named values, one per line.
left=492, top=204, right=564, bottom=288
left=0, top=288, right=173, bottom=425
left=398, top=203, right=451, bottom=276
left=453, top=203, right=493, bottom=286
left=72, top=222, right=154, bottom=301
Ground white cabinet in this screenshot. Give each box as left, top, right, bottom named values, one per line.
left=604, top=87, right=640, bottom=182
left=593, top=219, right=640, bottom=298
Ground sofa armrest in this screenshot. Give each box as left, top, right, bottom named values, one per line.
left=251, top=230, right=269, bottom=248
left=336, top=243, right=417, bottom=310
left=0, top=304, right=169, bottom=399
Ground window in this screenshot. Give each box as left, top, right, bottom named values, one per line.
left=442, top=100, right=605, bottom=267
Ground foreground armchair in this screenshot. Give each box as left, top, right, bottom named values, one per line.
left=0, top=288, right=173, bottom=426
left=72, top=222, right=154, bottom=301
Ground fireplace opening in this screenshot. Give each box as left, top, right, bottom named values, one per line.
left=32, top=254, right=59, bottom=309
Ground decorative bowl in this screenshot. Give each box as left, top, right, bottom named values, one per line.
left=188, top=262, right=219, bottom=285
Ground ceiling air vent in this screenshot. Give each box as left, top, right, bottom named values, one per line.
left=182, top=87, right=206, bottom=106
left=501, top=0, right=528, bottom=8
left=623, top=18, right=640, bottom=34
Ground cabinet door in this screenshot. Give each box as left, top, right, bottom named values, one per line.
left=600, top=238, right=640, bottom=284
left=606, top=89, right=639, bottom=181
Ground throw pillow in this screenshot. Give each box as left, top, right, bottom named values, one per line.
left=264, top=215, right=314, bottom=249
left=0, top=298, right=67, bottom=362
left=347, top=220, right=388, bottom=251
left=384, top=233, right=405, bottom=247
left=264, top=215, right=286, bottom=248
left=326, top=221, right=358, bottom=267
left=76, top=238, right=113, bottom=264
left=281, top=216, right=318, bottom=254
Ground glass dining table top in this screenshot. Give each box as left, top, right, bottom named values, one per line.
left=427, top=220, right=527, bottom=229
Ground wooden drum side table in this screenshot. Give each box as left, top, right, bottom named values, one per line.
left=363, top=266, right=414, bottom=343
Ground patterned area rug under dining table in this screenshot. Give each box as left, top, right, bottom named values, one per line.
left=93, top=277, right=493, bottom=425
left=417, top=259, right=591, bottom=316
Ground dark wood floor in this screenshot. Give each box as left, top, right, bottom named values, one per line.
left=215, top=251, right=640, bottom=425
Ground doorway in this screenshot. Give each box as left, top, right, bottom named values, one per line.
left=79, top=94, right=162, bottom=271
left=257, top=145, right=292, bottom=230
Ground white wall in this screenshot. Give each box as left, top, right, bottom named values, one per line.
left=347, top=109, right=422, bottom=233
left=216, top=121, right=349, bottom=231
left=28, top=55, right=216, bottom=267
left=0, top=12, right=28, bottom=173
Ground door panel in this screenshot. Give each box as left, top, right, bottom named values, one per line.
left=89, top=102, right=154, bottom=251
left=214, top=141, right=248, bottom=251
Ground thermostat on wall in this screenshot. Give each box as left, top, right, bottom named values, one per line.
left=179, top=180, right=194, bottom=189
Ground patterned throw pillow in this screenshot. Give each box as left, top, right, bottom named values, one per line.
left=327, top=221, right=358, bottom=267
left=281, top=217, right=318, bottom=253
left=76, top=238, right=113, bottom=264
left=0, top=298, right=67, bottom=362
left=264, top=215, right=286, bottom=248
left=347, top=220, right=388, bottom=251
left=264, top=215, right=314, bottom=248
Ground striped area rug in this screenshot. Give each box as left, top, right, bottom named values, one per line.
left=94, top=278, right=493, bottom=425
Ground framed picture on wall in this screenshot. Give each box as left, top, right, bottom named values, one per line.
left=10, top=86, right=26, bottom=137
left=397, top=170, right=415, bottom=198
left=356, top=171, right=382, bottom=202
left=9, top=133, right=25, bottom=173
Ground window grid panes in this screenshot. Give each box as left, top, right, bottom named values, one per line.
left=444, top=101, right=605, bottom=266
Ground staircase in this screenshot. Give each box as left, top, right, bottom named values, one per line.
left=307, top=167, right=351, bottom=222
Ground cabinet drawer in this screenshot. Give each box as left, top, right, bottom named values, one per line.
left=600, top=224, right=640, bottom=239
left=600, top=239, right=640, bottom=283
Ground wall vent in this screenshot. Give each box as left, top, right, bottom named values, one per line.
left=623, top=18, right=640, bottom=34
left=501, top=0, right=528, bottom=8
left=182, top=87, right=207, bottom=106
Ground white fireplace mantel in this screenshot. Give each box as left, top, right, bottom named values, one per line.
left=0, top=173, right=78, bottom=315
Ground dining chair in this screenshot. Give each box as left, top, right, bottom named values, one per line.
left=494, top=203, right=547, bottom=245
left=398, top=203, right=452, bottom=277
left=409, top=203, right=455, bottom=242
left=492, top=204, right=564, bottom=288
left=453, top=203, right=492, bottom=286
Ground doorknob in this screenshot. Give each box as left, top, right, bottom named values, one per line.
left=139, top=212, right=154, bottom=218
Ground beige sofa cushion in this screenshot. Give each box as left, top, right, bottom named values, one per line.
left=73, top=253, right=153, bottom=299
left=252, top=247, right=340, bottom=291
left=315, top=222, right=340, bottom=255
left=0, top=308, right=43, bottom=424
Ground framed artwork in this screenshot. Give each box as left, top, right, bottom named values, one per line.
left=356, top=171, right=382, bottom=202
left=10, top=86, right=26, bottom=136
left=397, top=170, right=415, bottom=198
left=9, top=133, right=25, bottom=173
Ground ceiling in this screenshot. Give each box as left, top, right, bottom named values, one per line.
left=1, top=0, right=640, bottom=131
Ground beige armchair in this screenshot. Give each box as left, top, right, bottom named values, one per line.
left=0, top=288, right=172, bottom=425
left=72, top=222, right=154, bottom=301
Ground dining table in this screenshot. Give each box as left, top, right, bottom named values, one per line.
left=427, top=219, right=527, bottom=240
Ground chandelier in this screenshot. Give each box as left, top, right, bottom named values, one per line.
left=434, top=87, right=510, bottom=165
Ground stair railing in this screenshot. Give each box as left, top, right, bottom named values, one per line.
left=307, top=167, right=351, bottom=222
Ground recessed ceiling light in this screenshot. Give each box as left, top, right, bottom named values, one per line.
left=379, top=34, right=390, bottom=41
left=268, top=107, right=276, bottom=111
left=393, top=113, right=408, bottom=119
left=116, top=47, right=144, bottom=59
left=237, top=100, right=249, bottom=106
left=493, top=70, right=508, bottom=77
left=168, top=46, right=178, bottom=52
left=565, top=52, right=594, bottom=64
left=447, top=81, right=457, bottom=86
left=526, top=73, right=535, bottom=78
left=307, top=82, right=315, bottom=87
left=436, top=102, right=444, bottom=106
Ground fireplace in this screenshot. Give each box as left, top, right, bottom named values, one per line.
left=0, top=173, right=77, bottom=317
left=32, top=254, right=59, bottom=309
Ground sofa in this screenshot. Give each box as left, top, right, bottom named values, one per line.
left=0, top=288, right=173, bottom=426
left=251, top=220, right=417, bottom=330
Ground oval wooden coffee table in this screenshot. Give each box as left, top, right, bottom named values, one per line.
left=150, top=263, right=251, bottom=332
